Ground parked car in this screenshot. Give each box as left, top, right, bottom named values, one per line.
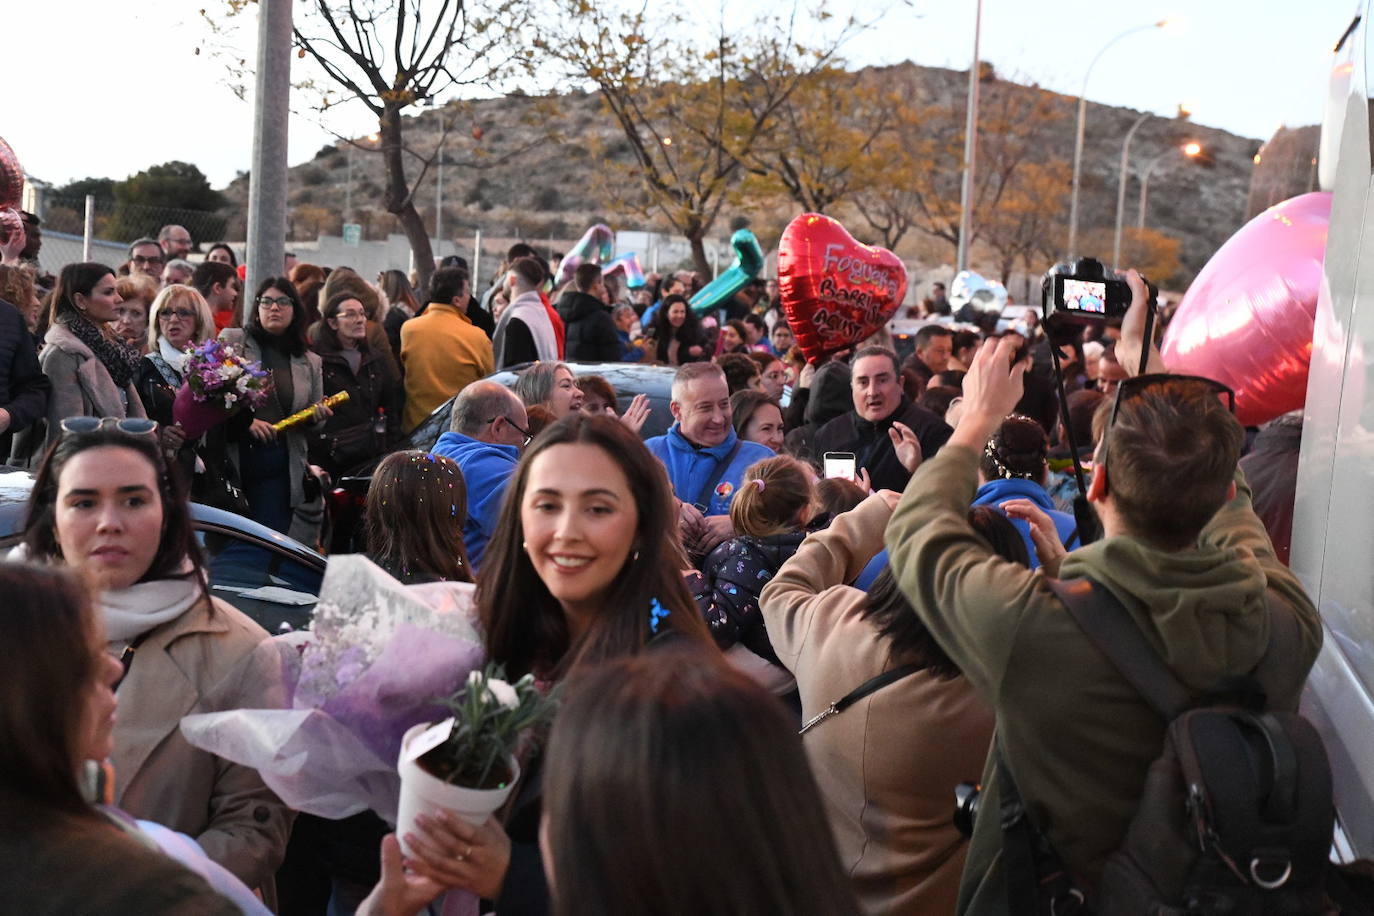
left=0, top=470, right=326, bottom=634
left=403, top=361, right=678, bottom=452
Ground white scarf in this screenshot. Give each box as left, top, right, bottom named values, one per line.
left=101, top=576, right=203, bottom=644
left=492, top=290, right=558, bottom=369
left=159, top=337, right=191, bottom=376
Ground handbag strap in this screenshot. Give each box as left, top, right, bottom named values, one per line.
left=799, top=663, right=924, bottom=735
left=1047, top=578, right=1192, bottom=719
left=692, top=439, right=743, bottom=512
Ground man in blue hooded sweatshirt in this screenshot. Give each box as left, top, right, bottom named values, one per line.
left=646, top=362, right=774, bottom=558
left=430, top=380, right=529, bottom=570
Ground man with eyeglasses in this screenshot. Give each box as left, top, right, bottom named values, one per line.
left=127, top=238, right=165, bottom=284
left=157, top=225, right=193, bottom=261
left=430, top=381, right=529, bottom=570
left=882, top=271, right=1321, bottom=914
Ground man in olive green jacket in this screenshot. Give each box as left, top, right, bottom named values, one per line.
left=884, top=272, right=1322, bottom=914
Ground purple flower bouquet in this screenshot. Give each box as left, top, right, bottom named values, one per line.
left=180, top=556, right=485, bottom=824
left=172, top=339, right=271, bottom=438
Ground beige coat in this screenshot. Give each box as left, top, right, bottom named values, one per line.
left=18, top=320, right=147, bottom=464
left=112, top=593, right=294, bottom=892
left=761, top=495, right=995, bottom=916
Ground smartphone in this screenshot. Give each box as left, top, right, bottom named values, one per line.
left=823, top=451, right=857, bottom=480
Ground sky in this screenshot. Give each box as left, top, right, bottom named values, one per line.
left=3, top=0, right=1354, bottom=192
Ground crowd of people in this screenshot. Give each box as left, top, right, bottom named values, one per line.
left=0, top=213, right=1355, bottom=916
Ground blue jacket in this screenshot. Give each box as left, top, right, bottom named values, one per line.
left=431, top=431, right=520, bottom=570
left=971, top=477, right=1081, bottom=569
left=646, top=424, right=774, bottom=516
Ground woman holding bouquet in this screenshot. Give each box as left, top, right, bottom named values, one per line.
left=221, top=278, right=330, bottom=545
left=14, top=262, right=147, bottom=466
left=310, top=291, right=402, bottom=478
left=21, top=421, right=293, bottom=902
left=399, top=413, right=715, bottom=915
left=135, top=285, right=250, bottom=513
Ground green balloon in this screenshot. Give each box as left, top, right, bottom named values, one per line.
left=689, top=229, right=765, bottom=315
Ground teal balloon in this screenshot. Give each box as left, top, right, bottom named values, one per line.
left=689, top=229, right=765, bottom=315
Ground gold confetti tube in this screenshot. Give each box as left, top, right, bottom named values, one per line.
left=272, top=390, right=350, bottom=432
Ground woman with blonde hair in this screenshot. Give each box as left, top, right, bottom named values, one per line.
left=134, top=285, right=244, bottom=511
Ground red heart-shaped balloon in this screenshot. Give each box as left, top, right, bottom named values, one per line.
left=778, top=213, right=908, bottom=362
left=0, top=137, right=23, bottom=211
left=1160, top=191, right=1330, bottom=426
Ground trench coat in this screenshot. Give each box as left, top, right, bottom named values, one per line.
left=111, top=593, right=294, bottom=894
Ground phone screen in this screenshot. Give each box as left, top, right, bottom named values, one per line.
left=823, top=453, right=857, bottom=480
left=1061, top=278, right=1108, bottom=314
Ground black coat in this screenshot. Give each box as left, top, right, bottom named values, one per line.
left=812, top=397, right=952, bottom=492
left=0, top=297, right=49, bottom=444
left=555, top=290, right=621, bottom=362
left=312, top=340, right=404, bottom=476
left=699, top=530, right=807, bottom=664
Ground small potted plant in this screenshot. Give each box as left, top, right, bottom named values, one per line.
left=396, top=663, right=558, bottom=851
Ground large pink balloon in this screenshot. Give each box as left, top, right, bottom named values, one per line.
left=1160, top=191, right=1330, bottom=426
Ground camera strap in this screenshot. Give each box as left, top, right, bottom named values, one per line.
left=1045, top=339, right=1100, bottom=545
left=798, top=663, right=924, bottom=735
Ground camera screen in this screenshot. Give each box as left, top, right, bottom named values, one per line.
left=1063, top=279, right=1107, bottom=314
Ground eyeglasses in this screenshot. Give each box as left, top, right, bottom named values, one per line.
left=1099, top=373, right=1235, bottom=469
left=59, top=416, right=160, bottom=438
left=257, top=296, right=294, bottom=309
left=131, top=255, right=164, bottom=266
left=158, top=308, right=197, bottom=320
left=489, top=415, right=533, bottom=447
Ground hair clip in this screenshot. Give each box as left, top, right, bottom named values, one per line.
left=648, top=598, right=670, bottom=635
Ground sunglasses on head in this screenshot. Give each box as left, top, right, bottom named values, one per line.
left=1099, top=373, right=1235, bottom=469
left=59, top=417, right=160, bottom=439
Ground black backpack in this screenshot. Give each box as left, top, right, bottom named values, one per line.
left=997, top=578, right=1337, bottom=916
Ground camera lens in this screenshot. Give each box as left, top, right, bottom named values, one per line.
left=954, top=781, right=981, bottom=838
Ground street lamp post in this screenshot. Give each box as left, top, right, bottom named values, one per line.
left=1067, top=19, right=1168, bottom=259
left=955, top=0, right=983, bottom=273
left=1138, top=142, right=1202, bottom=229
left=1113, top=105, right=1190, bottom=267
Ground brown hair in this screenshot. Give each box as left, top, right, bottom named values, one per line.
left=722, top=319, right=749, bottom=353
left=0, top=263, right=36, bottom=314
left=365, top=450, right=472, bottom=584
left=509, top=256, right=546, bottom=290
left=0, top=565, right=102, bottom=816
left=980, top=414, right=1049, bottom=482
left=716, top=352, right=760, bottom=394
left=544, top=647, right=861, bottom=916
left=576, top=374, right=619, bottom=415
left=730, top=456, right=812, bottom=538
left=1102, top=379, right=1244, bottom=549
left=729, top=389, right=777, bottom=442
left=476, top=413, right=713, bottom=680
left=320, top=267, right=381, bottom=321
left=573, top=262, right=602, bottom=293
left=114, top=274, right=158, bottom=309
left=25, top=428, right=208, bottom=593
left=525, top=404, right=556, bottom=438
left=814, top=477, right=866, bottom=519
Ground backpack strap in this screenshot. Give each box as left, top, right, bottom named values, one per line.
left=798, top=663, right=924, bottom=735
left=692, top=439, right=743, bottom=513
left=1047, top=578, right=1192, bottom=719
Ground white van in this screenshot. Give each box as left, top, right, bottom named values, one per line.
left=1293, top=1, right=1374, bottom=861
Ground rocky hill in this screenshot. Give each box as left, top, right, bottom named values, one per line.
left=218, top=61, right=1263, bottom=286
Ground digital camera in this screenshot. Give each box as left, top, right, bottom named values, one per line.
left=1040, top=257, right=1156, bottom=325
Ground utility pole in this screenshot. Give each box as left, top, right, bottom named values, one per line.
left=244, top=0, right=292, bottom=320
left=955, top=0, right=982, bottom=274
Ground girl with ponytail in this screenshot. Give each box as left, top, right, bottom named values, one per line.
left=699, top=455, right=816, bottom=690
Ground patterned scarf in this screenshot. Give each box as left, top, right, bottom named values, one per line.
left=64, top=311, right=141, bottom=389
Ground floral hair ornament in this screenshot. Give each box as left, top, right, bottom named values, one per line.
left=648, top=597, right=671, bottom=635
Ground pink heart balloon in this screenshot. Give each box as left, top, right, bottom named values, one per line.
left=0, top=137, right=22, bottom=211
left=1160, top=191, right=1330, bottom=426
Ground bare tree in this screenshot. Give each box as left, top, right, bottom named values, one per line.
left=537, top=1, right=863, bottom=276
left=207, top=0, right=532, bottom=293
